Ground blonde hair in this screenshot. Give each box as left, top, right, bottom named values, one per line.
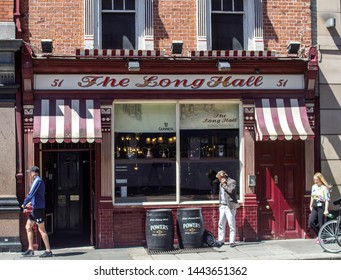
left=313, top=172, right=331, bottom=189
left=216, top=170, right=228, bottom=178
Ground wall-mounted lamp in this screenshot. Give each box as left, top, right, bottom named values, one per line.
left=171, top=40, right=183, bottom=55
left=128, top=60, right=140, bottom=71
left=217, top=60, right=231, bottom=71
left=41, top=39, right=53, bottom=53
left=326, top=17, right=336, bottom=29
left=287, top=41, right=301, bottom=54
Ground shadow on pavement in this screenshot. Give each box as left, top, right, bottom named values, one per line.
left=53, top=251, right=87, bottom=257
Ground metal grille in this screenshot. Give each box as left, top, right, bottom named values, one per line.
left=147, top=246, right=217, bottom=255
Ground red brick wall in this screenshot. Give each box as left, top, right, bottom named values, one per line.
left=0, top=0, right=14, bottom=21
left=97, top=208, right=114, bottom=248
left=19, top=0, right=312, bottom=56
left=154, top=0, right=197, bottom=55
left=263, top=0, right=312, bottom=55
left=20, top=0, right=84, bottom=55
left=242, top=206, right=258, bottom=241
left=110, top=206, right=251, bottom=247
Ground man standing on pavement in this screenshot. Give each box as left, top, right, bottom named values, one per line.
left=216, top=170, right=239, bottom=248
left=21, top=166, right=53, bottom=258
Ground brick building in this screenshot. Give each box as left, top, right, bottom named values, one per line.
left=1, top=0, right=320, bottom=251
left=316, top=1, right=341, bottom=207
left=0, top=0, right=22, bottom=251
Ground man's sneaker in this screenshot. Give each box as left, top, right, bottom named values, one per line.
left=230, top=242, right=236, bottom=248
left=39, top=251, right=53, bottom=258
left=22, top=249, right=34, bottom=256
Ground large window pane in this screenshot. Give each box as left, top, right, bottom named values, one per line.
left=179, top=103, right=240, bottom=202
left=102, top=13, right=135, bottom=49
left=212, top=14, right=243, bottom=50
left=114, top=103, right=176, bottom=203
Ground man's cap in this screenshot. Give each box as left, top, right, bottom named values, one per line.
left=26, top=166, right=40, bottom=173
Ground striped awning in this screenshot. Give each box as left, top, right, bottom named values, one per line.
left=255, top=98, right=314, bottom=141
left=33, top=99, right=102, bottom=143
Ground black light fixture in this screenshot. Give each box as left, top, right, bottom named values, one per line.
left=287, top=41, right=300, bottom=54
left=217, top=60, right=231, bottom=71
left=128, top=60, right=140, bottom=71
left=171, top=40, right=183, bottom=55
left=41, top=39, right=53, bottom=53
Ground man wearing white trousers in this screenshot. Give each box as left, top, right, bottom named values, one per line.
left=216, top=170, right=239, bottom=248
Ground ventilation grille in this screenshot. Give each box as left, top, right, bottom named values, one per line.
left=147, top=246, right=217, bottom=255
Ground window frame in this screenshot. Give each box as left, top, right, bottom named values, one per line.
left=95, top=0, right=146, bottom=49
left=206, top=0, right=256, bottom=51
left=111, top=100, right=244, bottom=206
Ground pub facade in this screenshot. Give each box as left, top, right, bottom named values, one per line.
left=13, top=0, right=319, bottom=250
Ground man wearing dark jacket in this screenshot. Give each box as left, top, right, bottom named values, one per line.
left=21, top=166, right=53, bottom=258
left=216, top=170, right=239, bottom=248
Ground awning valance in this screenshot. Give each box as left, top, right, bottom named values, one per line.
left=255, top=98, right=314, bottom=141
left=33, top=99, right=102, bottom=143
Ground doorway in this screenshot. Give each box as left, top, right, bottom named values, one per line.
left=255, top=140, right=305, bottom=239
left=42, top=145, right=95, bottom=248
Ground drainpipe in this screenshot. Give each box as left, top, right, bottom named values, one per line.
left=14, top=0, right=22, bottom=35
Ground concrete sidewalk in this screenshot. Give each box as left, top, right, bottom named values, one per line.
left=1, top=239, right=341, bottom=260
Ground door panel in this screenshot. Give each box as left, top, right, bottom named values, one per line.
left=42, top=145, right=94, bottom=247
left=256, top=141, right=304, bottom=239
left=56, top=152, right=82, bottom=231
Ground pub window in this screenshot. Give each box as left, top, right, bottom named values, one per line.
left=114, top=103, right=177, bottom=203
left=179, top=103, right=240, bottom=201
left=113, top=102, right=241, bottom=204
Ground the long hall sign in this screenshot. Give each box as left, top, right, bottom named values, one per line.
left=34, top=74, right=304, bottom=91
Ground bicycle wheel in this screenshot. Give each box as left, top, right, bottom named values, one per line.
left=318, top=220, right=341, bottom=253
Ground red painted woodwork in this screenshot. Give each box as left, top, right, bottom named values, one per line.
left=256, top=140, right=305, bottom=239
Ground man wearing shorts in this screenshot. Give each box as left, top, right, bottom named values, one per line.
left=21, top=166, right=53, bottom=258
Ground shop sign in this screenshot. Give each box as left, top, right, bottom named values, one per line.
left=180, top=104, right=239, bottom=129
left=34, top=74, right=304, bottom=91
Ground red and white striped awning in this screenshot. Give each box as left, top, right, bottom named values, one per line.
left=255, top=98, right=314, bottom=141
left=33, top=99, right=102, bottom=143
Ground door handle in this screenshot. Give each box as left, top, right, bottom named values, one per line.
left=259, top=205, right=270, bottom=211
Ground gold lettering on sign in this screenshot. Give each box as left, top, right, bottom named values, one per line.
left=78, top=76, right=130, bottom=88
left=73, top=75, right=267, bottom=89
left=135, top=75, right=205, bottom=89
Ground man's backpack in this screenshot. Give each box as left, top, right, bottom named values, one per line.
left=203, top=229, right=218, bottom=247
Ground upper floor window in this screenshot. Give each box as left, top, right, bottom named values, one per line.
left=197, top=0, right=263, bottom=51
left=101, top=0, right=136, bottom=49
left=211, top=0, right=244, bottom=50
left=91, top=0, right=153, bottom=50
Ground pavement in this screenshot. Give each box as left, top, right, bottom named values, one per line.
left=1, top=239, right=341, bottom=260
